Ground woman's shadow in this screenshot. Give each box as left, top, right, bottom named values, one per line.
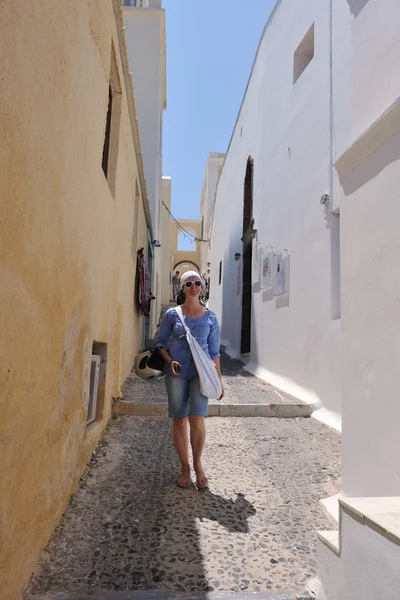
left=141, top=483, right=257, bottom=593
left=194, top=488, right=256, bottom=533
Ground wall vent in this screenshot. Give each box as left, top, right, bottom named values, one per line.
left=83, top=340, right=90, bottom=407
left=87, top=355, right=101, bottom=426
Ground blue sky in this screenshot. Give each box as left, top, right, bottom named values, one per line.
left=162, top=0, right=275, bottom=221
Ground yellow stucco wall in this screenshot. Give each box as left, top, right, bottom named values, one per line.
left=0, top=2, right=148, bottom=598
left=170, top=219, right=202, bottom=276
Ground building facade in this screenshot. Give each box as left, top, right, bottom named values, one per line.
left=0, top=1, right=152, bottom=598
left=199, top=153, right=225, bottom=276
left=121, top=0, right=167, bottom=338
left=317, top=0, right=400, bottom=598
left=170, top=219, right=202, bottom=278
left=209, top=0, right=400, bottom=598
left=209, top=0, right=341, bottom=422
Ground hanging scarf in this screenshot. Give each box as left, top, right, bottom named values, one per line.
left=137, top=253, right=152, bottom=317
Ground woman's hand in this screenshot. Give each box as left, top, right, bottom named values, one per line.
left=217, top=385, right=224, bottom=401
left=169, top=360, right=181, bottom=376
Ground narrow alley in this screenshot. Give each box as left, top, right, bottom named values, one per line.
left=5, top=1, right=400, bottom=599
left=27, top=355, right=340, bottom=599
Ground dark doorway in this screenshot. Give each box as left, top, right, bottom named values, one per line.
left=240, top=158, right=254, bottom=354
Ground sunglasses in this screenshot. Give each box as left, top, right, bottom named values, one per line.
left=184, top=281, right=202, bottom=289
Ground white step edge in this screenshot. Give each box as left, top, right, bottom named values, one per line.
left=317, top=530, right=340, bottom=557
left=339, top=496, right=400, bottom=546
left=320, top=492, right=341, bottom=524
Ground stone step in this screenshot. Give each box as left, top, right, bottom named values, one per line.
left=113, top=400, right=312, bottom=418
left=27, top=591, right=312, bottom=600
left=317, top=529, right=340, bottom=556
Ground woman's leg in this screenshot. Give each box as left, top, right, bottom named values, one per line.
left=173, top=417, right=191, bottom=486
left=188, top=374, right=209, bottom=487
left=165, top=373, right=191, bottom=486
left=188, top=416, right=207, bottom=485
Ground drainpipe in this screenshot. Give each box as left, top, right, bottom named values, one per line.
left=328, top=0, right=334, bottom=218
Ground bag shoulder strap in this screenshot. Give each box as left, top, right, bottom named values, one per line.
left=175, top=305, right=189, bottom=333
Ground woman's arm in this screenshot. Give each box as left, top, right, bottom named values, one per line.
left=158, top=347, right=180, bottom=376
left=158, top=347, right=172, bottom=365
left=155, top=311, right=181, bottom=376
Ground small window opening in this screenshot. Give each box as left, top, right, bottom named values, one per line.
left=219, top=261, right=222, bottom=285
left=293, top=23, right=314, bottom=84
left=101, top=45, right=122, bottom=196
left=102, top=85, right=113, bottom=177
left=87, top=342, right=108, bottom=426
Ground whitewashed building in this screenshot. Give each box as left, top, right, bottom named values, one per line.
left=209, top=0, right=341, bottom=423
left=122, top=0, right=166, bottom=338
left=199, top=152, right=225, bottom=277
left=209, top=0, right=400, bottom=598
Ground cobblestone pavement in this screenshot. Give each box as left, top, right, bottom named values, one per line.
left=27, top=414, right=340, bottom=597
left=122, top=354, right=299, bottom=406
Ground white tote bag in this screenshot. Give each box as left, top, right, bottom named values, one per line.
left=176, top=306, right=222, bottom=400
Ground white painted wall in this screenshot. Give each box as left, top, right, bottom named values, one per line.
left=209, top=0, right=341, bottom=414
left=349, top=0, right=400, bottom=143
left=338, top=128, right=400, bottom=497
left=330, top=0, right=400, bottom=498
left=319, top=510, right=400, bottom=600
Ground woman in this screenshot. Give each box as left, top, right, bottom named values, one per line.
left=155, top=271, right=224, bottom=489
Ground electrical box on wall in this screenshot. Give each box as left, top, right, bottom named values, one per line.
left=252, top=239, right=261, bottom=286
left=261, top=245, right=274, bottom=290
left=274, top=250, right=288, bottom=297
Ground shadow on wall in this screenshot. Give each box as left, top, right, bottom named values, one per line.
left=346, top=0, right=371, bottom=17
left=27, top=418, right=256, bottom=596
left=220, top=242, right=240, bottom=357
left=341, top=131, right=400, bottom=197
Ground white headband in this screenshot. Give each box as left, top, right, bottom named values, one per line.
left=180, top=270, right=202, bottom=287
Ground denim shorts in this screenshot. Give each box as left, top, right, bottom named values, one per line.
left=164, top=364, right=208, bottom=419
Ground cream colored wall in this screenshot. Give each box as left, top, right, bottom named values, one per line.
left=170, top=219, right=201, bottom=275
left=122, top=4, right=166, bottom=338
left=199, top=153, right=225, bottom=275
left=161, top=177, right=172, bottom=305
left=0, top=2, right=148, bottom=598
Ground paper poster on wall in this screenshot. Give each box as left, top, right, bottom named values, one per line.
left=261, top=245, right=273, bottom=290
left=252, top=240, right=261, bottom=285
left=274, top=249, right=288, bottom=296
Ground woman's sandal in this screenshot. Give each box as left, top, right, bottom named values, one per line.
left=195, top=474, right=209, bottom=489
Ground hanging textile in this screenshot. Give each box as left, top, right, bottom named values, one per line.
left=136, top=249, right=153, bottom=317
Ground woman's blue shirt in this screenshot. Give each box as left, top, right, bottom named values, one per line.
left=155, top=308, right=221, bottom=371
